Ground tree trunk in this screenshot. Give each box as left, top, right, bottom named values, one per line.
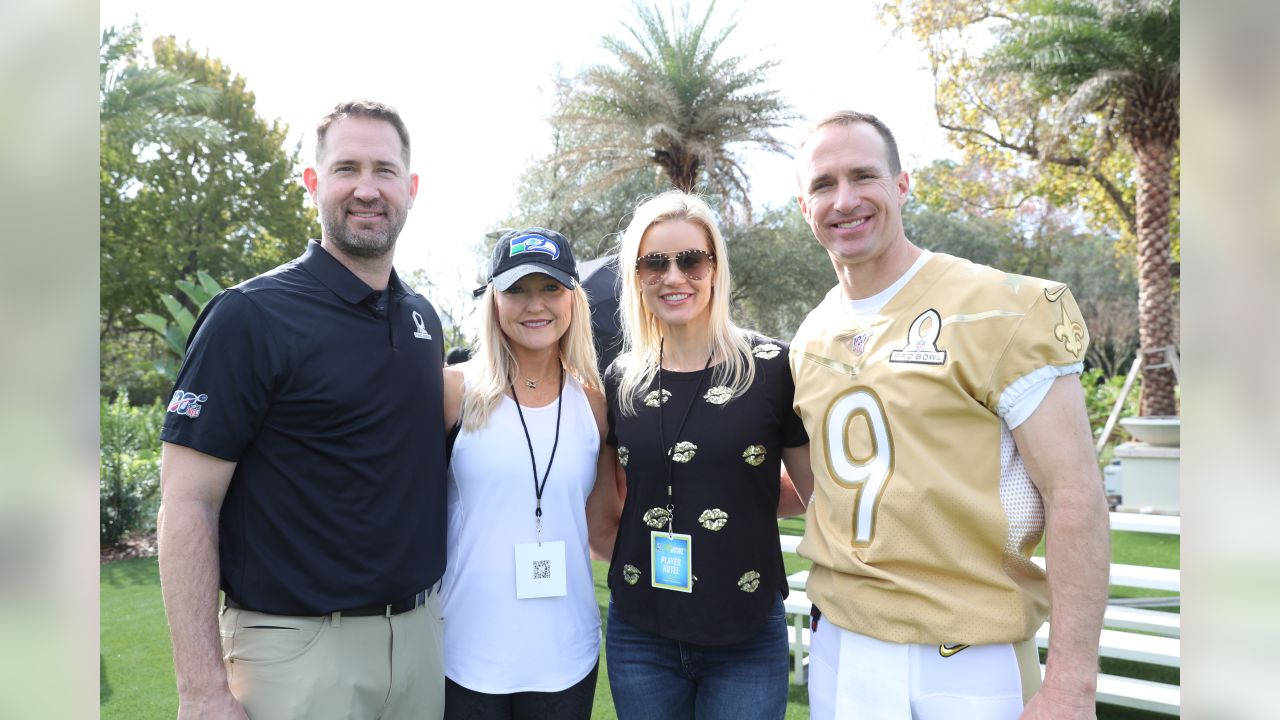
left=663, top=151, right=701, bottom=194
left=1132, top=137, right=1178, bottom=416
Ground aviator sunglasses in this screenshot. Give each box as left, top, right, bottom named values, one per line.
left=635, top=249, right=716, bottom=285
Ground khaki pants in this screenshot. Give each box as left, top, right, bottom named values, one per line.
left=219, top=594, right=445, bottom=719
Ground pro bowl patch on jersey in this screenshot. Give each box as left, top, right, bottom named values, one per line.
left=167, top=390, right=208, bottom=418
left=889, top=309, right=947, bottom=365
left=411, top=310, right=433, bottom=340
left=509, top=233, right=560, bottom=259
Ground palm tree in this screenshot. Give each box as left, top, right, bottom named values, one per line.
left=555, top=0, right=796, bottom=220
left=100, top=22, right=227, bottom=338
left=985, top=0, right=1180, bottom=416
left=100, top=23, right=225, bottom=158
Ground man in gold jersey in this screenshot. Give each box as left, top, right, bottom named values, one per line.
left=789, top=110, right=1110, bottom=720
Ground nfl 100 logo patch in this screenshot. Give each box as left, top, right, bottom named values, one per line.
left=849, top=330, right=873, bottom=357
left=167, top=390, right=208, bottom=418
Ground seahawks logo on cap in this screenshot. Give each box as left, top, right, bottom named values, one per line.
left=510, top=233, right=560, bottom=260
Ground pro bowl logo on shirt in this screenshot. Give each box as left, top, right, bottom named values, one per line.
left=509, top=233, right=560, bottom=260
left=167, top=390, right=209, bottom=418
left=411, top=310, right=433, bottom=340
left=889, top=309, right=947, bottom=365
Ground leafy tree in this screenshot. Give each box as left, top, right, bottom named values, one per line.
left=879, top=0, right=1146, bottom=243
left=904, top=198, right=1012, bottom=269
left=984, top=0, right=1179, bottom=415
left=401, top=268, right=478, bottom=354
left=724, top=202, right=834, bottom=340
left=492, top=69, right=672, bottom=264
left=554, top=0, right=796, bottom=220
left=881, top=0, right=1179, bottom=415
left=502, top=165, right=662, bottom=261
left=100, top=24, right=225, bottom=162
left=100, top=392, right=163, bottom=546
left=500, top=134, right=663, bottom=261
left=135, top=271, right=223, bottom=382
left=100, top=27, right=317, bottom=400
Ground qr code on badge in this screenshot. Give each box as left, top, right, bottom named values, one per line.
left=533, top=560, right=552, bottom=579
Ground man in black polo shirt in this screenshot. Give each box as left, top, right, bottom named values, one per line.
left=157, top=100, right=447, bottom=719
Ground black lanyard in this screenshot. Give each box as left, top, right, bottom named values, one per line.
left=655, top=338, right=713, bottom=535
left=511, top=366, right=564, bottom=543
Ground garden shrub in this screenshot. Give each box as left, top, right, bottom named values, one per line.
left=1081, top=368, right=1141, bottom=462
left=100, top=392, right=164, bottom=546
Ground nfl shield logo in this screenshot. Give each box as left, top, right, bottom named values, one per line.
left=850, top=331, right=872, bottom=356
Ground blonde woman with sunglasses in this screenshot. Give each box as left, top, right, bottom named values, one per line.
left=603, top=191, right=814, bottom=720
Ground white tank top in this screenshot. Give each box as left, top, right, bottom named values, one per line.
left=440, top=373, right=601, bottom=693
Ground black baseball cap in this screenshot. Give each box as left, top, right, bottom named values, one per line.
left=474, top=227, right=579, bottom=297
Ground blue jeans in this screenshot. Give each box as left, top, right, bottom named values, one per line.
left=605, top=594, right=789, bottom=720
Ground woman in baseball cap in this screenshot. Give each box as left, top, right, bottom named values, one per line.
left=441, top=227, right=622, bottom=719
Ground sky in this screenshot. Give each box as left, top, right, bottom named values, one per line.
left=99, top=0, right=953, bottom=314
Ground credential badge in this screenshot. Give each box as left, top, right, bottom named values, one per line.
left=412, top=310, right=433, bottom=340
left=889, top=309, right=947, bottom=365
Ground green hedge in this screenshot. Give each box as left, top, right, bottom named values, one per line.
left=100, top=392, right=164, bottom=546
left=1081, top=367, right=1140, bottom=462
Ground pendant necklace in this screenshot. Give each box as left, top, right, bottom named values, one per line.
left=656, top=337, right=713, bottom=536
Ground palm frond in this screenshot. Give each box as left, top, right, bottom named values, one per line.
left=551, top=0, right=795, bottom=218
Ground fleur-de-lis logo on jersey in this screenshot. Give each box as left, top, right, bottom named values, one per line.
left=1054, top=302, right=1084, bottom=359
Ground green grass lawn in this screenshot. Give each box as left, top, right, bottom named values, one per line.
left=100, top=558, right=178, bottom=718
left=101, top=523, right=1177, bottom=719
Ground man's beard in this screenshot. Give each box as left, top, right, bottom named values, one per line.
left=321, top=202, right=404, bottom=259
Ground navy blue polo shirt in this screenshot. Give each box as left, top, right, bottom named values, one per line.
left=161, top=241, right=447, bottom=615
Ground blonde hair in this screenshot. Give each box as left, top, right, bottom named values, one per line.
left=615, top=191, right=755, bottom=415
left=462, top=283, right=602, bottom=431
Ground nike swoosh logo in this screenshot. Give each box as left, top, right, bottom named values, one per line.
left=938, top=643, right=970, bottom=658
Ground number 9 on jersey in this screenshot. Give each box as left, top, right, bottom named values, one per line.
left=823, top=388, right=894, bottom=546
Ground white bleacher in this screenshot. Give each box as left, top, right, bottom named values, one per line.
left=1035, top=625, right=1180, bottom=667
left=1030, top=555, right=1181, bottom=592
left=1103, top=605, right=1180, bottom=637
left=1094, top=672, right=1181, bottom=716
left=1108, top=511, right=1180, bottom=535
left=779, top=509, right=1181, bottom=715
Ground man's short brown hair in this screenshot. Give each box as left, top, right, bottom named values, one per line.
left=315, top=100, right=411, bottom=167
left=799, top=110, right=902, bottom=176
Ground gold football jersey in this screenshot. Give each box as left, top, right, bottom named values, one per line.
left=790, top=253, right=1089, bottom=645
